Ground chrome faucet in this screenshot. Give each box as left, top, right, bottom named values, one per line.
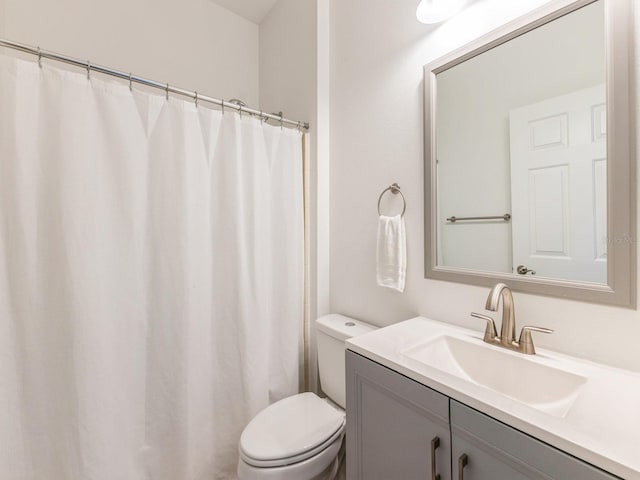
left=471, top=283, right=553, bottom=355
left=486, top=283, right=516, bottom=347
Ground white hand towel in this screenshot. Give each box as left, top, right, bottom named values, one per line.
left=376, top=214, right=406, bottom=292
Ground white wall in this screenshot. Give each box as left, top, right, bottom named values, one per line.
left=330, top=0, right=640, bottom=372
left=0, top=0, right=259, bottom=105
left=259, top=0, right=329, bottom=391
left=260, top=0, right=317, bottom=122
left=0, top=1, right=5, bottom=36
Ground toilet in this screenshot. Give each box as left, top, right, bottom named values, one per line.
left=237, top=314, right=376, bottom=480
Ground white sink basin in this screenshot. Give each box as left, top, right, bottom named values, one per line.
left=401, top=335, right=587, bottom=417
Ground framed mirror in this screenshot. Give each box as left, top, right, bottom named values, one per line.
left=424, top=0, right=636, bottom=307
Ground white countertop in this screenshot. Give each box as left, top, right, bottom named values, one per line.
left=346, top=316, right=640, bottom=480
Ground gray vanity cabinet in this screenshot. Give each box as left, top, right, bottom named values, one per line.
left=450, top=401, right=618, bottom=480
left=346, top=351, right=621, bottom=480
left=346, top=351, right=451, bottom=480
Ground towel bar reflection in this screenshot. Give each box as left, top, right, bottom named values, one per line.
left=377, top=183, right=406, bottom=217
left=446, top=213, right=511, bottom=223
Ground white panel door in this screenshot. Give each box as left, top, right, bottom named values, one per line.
left=509, top=85, right=606, bottom=283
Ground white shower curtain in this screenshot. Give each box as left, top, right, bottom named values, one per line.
left=0, top=55, right=304, bottom=480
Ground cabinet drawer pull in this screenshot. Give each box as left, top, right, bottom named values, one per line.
left=430, top=436, right=440, bottom=480
left=458, top=453, right=468, bottom=480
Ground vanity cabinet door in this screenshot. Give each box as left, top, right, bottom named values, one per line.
left=346, top=351, right=451, bottom=480
left=450, top=400, right=620, bottom=480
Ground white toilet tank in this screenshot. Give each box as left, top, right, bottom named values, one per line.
left=316, top=314, right=376, bottom=409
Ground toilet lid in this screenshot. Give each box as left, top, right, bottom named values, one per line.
left=240, top=392, right=345, bottom=463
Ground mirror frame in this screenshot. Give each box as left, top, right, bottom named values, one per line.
left=424, top=0, right=636, bottom=307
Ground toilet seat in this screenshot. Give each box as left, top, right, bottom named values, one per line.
left=241, top=422, right=344, bottom=468
left=237, top=432, right=343, bottom=480
left=239, top=392, right=345, bottom=468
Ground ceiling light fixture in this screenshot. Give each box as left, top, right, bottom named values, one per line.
left=416, top=0, right=467, bottom=24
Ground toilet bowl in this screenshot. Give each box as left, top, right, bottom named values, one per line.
left=237, top=393, right=344, bottom=480
left=237, top=314, right=376, bottom=480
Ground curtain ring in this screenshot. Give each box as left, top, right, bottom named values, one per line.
left=297, top=121, right=301, bottom=132
left=194, top=91, right=198, bottom=108
left=37, top=47, right=42, bottom=68
left=221, top=99, right=225, bottom=115
left=86, top=61, right=91, bottom=80
left=260, top=111, right=264, bottom=124
left=165, top=83, right=169, bottom=101
left=280, top=113, right=284, bottom=131
left=129, top=73, right=133, bottom=92
left=239, top=105, right=243, bottom=119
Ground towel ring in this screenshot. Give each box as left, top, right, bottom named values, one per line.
left=377, top=183, right=406, bottom=217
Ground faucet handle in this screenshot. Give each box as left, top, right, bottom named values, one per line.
left=518, top=326, right=553, bottom=355
left=471, top=312, right=498, bottom=343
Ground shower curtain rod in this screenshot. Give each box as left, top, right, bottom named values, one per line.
left=0, top=38, right=310, bottom=131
